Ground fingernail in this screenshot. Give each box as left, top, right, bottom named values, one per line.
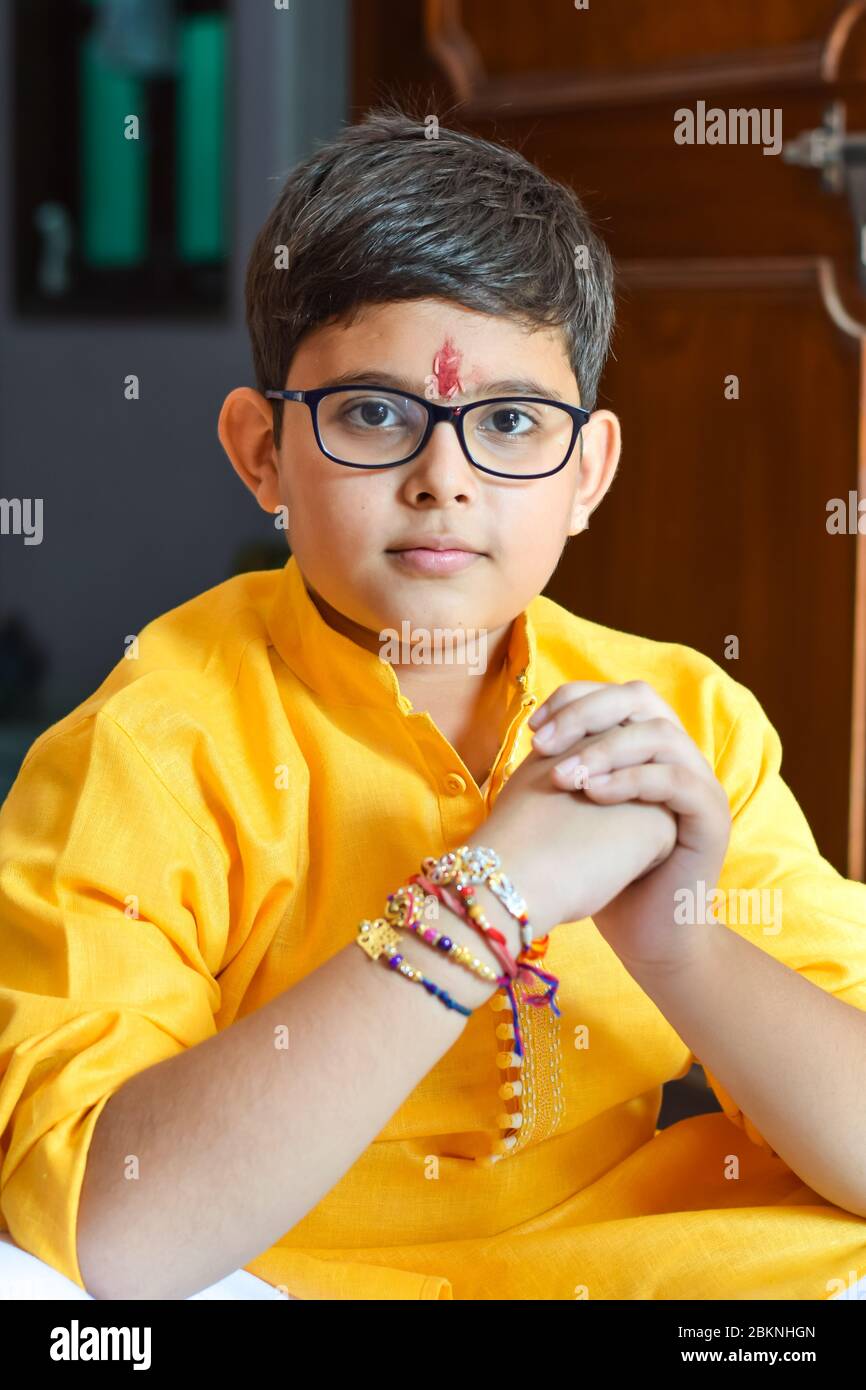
left=533, top=724, right=555, bottom=747
left=554, top=760, right=591, bottom=789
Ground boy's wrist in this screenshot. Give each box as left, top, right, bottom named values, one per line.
left=464, top=830, right=562, bottom=939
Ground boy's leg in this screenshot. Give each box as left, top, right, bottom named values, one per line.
left=0, top=1231, right=287, bottom=1300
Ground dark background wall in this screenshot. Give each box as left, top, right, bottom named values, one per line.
left=0, top=0, right=348, bottom=796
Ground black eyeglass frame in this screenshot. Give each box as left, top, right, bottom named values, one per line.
left=264, top=384, right=592, bottom=480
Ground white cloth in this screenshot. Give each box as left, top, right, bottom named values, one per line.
left=0, top=1230, right=287, bottom=1300
left=2, top=1228, right=865, bottom=1300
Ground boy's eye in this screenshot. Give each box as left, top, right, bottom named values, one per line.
left=341, top=396, right=408, bottom=430
left=474, top=405, right=538, bottom=439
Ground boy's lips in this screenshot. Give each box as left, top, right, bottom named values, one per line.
left=386, top=547, right=483, bottom=576
left=385, top=532, right=487, bottom=576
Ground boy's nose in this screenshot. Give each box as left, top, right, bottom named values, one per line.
left=402, top=420, right=478, bottom=491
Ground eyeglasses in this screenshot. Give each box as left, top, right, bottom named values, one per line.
left=264, top=384, right=591, bottom=480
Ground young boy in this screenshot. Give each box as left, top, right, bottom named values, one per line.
left=2, top=103, right=866, bottom=1302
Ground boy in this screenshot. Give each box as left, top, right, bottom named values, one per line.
left=2, top=103, right=866, bottom=1301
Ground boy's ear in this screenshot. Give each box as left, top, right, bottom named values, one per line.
left=217, top=388, right=281, bottom=514
left=567, top=408, right=621, bottom=536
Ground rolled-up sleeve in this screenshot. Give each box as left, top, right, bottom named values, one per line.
left=686, top=679, right=866, bottom=1157
left=0, top=710, right=228, bottom=1289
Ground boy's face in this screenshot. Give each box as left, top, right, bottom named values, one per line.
left=220, top=297, right=620, bottom=650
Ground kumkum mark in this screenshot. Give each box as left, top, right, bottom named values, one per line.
left=432, top=338, right=464, bottom=400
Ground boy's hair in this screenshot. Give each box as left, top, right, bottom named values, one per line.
left=245, top=99, right=616, bottom=450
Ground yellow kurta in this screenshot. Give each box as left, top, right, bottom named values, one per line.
left=1, top=552, right=866, bottom=1300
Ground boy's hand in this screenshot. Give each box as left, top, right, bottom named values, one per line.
left=480, top=740, right=678, bottom=939
left=529, top=680, right=732, bottom=973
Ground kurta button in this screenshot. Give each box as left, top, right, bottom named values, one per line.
left=444, top=772, right=467, bottom=795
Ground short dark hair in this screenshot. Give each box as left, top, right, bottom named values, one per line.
left=245, top=99, right=616, bottom=450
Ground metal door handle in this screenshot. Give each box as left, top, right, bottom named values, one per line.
left=784, top=101, right=866, bottom=288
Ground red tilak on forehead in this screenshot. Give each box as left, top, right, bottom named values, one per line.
left=431, top=338, right=464, bottom=400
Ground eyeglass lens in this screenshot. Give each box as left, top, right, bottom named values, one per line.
left=316, top=388, right=576, bottom=474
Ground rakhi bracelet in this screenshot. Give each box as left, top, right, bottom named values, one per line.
left=384, top=881, right=509, bottom=988
left=415, top=858, right=520, bottom=978
left=486, top=870, right=535, bottom=951
left=421, top=846, right=562, bottom=1057
left=355, top=917, right=473, bottom=1017
left=421, top=844, right=534, bottom=950
left=439, top=848, right=552, bottom=962
left=407, top=873, right=520, bottom=982
left=417, top=846, right=566, bottom=1157
left=450, top=878, right=562, bottom=1033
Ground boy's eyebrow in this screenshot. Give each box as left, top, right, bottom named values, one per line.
left=319, top=368, right=568, bottom=402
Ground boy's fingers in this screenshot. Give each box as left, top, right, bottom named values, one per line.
left=578, top=763, right=732, bottom=854
left=550, top=723, right=714, bottom=787
left=530, top=680, right=686, bottom=749
left=527, top=680, right=608, bottom=728
left=538, top=709, right=695, bottom=765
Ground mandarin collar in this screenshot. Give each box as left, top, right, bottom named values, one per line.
left=266, top=551, right=537, bottom=710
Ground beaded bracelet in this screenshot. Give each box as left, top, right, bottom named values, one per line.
left=417, top=845, right=565, bottom=1159
left=354, top=916, right=473, bottom=1016
left=414, top=862, right=520, bottom=975
left=355, top=844, right=566, bottom=1161
left=436, top=844, right=555, bottom=965
left=422, top=844, right=533, bottom=950
left=384, top=880, right=509, bottom=988
left=420, top=845, right=562, bottom=1058
left=407, top=873, right=520, bottom=981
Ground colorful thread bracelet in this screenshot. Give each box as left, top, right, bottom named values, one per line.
left=354, top=844, right=567, bottom=1159
left=407, top=872, right=520, bottom=981
left=417, top=845, right=566, bottom=1157
left=383, top=881, right=509, bottom=987
left=422, top=844, right=532, bottom=946
left=446, top=877, right=562, bottom=1054
left=420, top=845, right=561, bottom=1057
left=355, top=916, right=473, bottom=1016
left=423, top=843, right=552, bottom=959
left=464, top=884, right=553, bottom=973
left=413, top=861, right=520, bottom=975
